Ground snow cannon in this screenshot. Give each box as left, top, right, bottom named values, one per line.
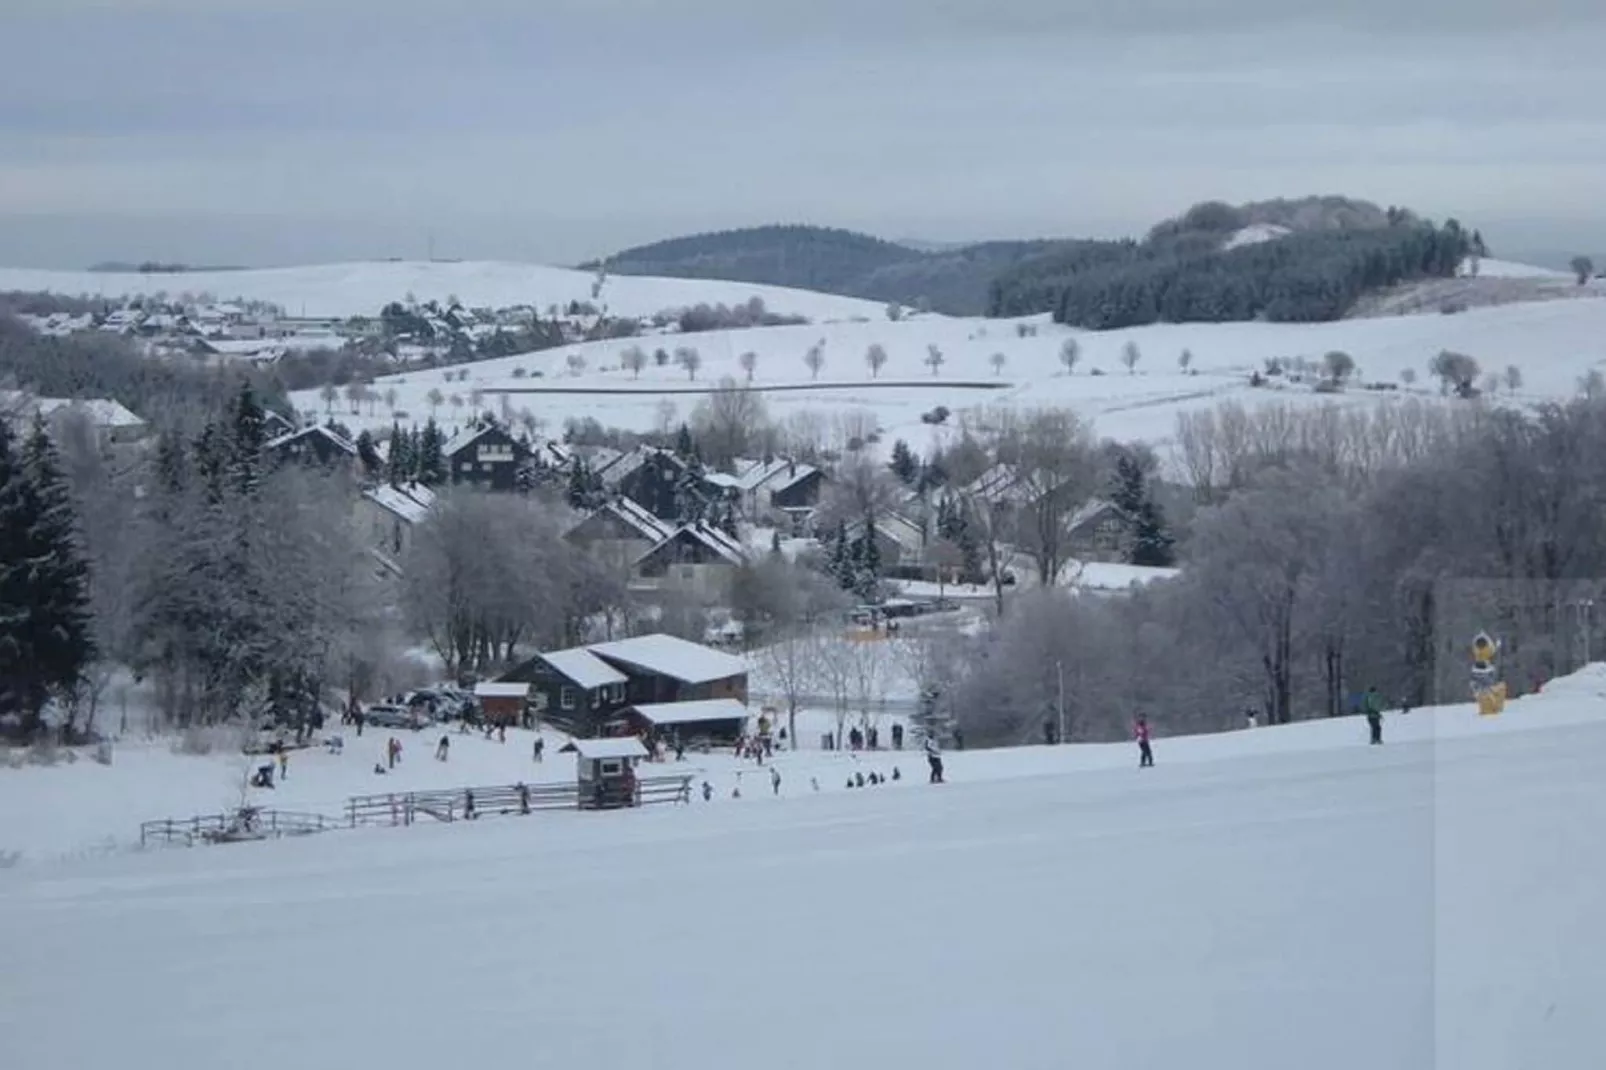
left=1471, top=631, right=1505, bottom=715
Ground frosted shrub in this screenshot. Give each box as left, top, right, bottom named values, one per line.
left=171, top=725, right=242, bottom=757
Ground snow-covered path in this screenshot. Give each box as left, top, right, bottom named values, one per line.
left=2, top=690, right=1602, bottom=1069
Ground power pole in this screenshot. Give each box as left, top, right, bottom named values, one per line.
left=1056, top=660, right=1066, bottom=744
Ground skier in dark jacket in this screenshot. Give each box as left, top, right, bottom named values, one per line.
left=1135, top=716, right=1154, bottom=768
left=1363, top=687, right=1384, bottom=745
left=924, top=736, right=945, bottom=783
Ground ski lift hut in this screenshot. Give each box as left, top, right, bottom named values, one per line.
left=573, top=736, right=648, bottom=809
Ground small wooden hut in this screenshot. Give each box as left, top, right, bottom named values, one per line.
left=474, top=681, right=531, bottom=726
left=573, top=736, right=649, bottom=810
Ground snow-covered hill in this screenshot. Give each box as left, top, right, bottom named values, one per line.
left=299, top=295, right=1606, bottom=455
left=0, top=260, right=892, bottom=322
left=1, top=666, right=1602, bottom=1069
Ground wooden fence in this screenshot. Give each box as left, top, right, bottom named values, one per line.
left=344, top=775, right=693, bottom=827
left=139, top=808, right=338, bottom=848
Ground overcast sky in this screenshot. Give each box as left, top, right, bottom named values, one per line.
left=3, top=0, right=1603, bottom=268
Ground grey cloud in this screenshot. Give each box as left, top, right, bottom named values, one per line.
left=1, top=1, right=1603, bottom=268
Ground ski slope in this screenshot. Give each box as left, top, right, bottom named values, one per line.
left=0, top=260, right=891, bottom=322
left=298, top=293, right=1606, bottom=455
left=1, top=669, right=1603, bottom=1069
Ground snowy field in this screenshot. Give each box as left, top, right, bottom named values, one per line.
left=0, top=259, right=891, bottom=322
left=294, top=291, right=1606, bottom=455
left=2, top=669, right=1604, bottom=1069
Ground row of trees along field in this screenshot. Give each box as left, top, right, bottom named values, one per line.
left=987, top=205, right=1478, bottom=328
left=934, top=392, right=1606, bottom=749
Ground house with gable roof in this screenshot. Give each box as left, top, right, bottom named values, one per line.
left=443, top=420, right=530, bottom=492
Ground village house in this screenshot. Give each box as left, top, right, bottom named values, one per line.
left=600, top=446, right=706, bottom=521
left=633, top=521, right=748, bottom=600
left=265, top=423, right=360, bottom=473
left=499, top=633, right=748, bottom=738
left=726, top=457, right=826, bottom=531
left=844, top=510, right=928, bottom=568
left=565, top=497, right=676, bottom=577
left=356, top=482, right=437, bottom=562
left=1063, top=498, right=1137, bottom=564
left=444, top=422, right=531, bottom=492
left=3, top=394, right=150, bottom=446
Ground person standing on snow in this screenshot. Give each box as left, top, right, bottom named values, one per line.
left=1135, top=715, right=1154, bottom=768
left=1364, top=687, right=1384, bottom=745
left=924, top=735, right=945, bottom=784
left=277, top=747, right=289, bottom=780
left=770, top=766, right=781, bottom=796
left=436, top=734, right=450, bottom=761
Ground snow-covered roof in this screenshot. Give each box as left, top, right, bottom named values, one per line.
left=609, top=496, right=676, bottom=543
left=630, top=698, right=749, bottom=727
left=588, top=634, right=748, bottom=685
left=23, top=396, right=145, bottom=430
left=572, top=737, right=648, bottom=760
left=442, top=423, right=496, bottom=457
left=363, top=483, right=434, bottom=524
left=636, top=522, right=748, bottom=568
left=702, top=471, right=742, bottom=490
left=734, top=457, right=817, bottom=494
left=1066, top=497, right=1125, bottom=531
left=541, top=648, right=628, bottom=690
left=266, top=423, right=357, bottom=456
left=474, top=682, right=530, bottom=699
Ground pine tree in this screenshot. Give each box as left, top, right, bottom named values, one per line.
left=829, top=520, right=852, bottom=589
left=889, top=439, right=919, bottom=486
left=418, top=419, right=447, bottom=486
left=566, top=459, right=592, bottom=510
left=0, top=419, right=95, bottom=737
left=355, top=430, right=382, bottom=477
left=770, top=530, right=783, bottom=556
left=385, top=421, right=410, bottom=486
left=1110, top=451, right=1175, bottom=568
left=675, top=423, right=696, bottom=459
left=228, top=383, right=268, bottom=497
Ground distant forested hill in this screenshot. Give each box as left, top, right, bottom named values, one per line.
left=593, top=198, right=1483, bottom=327
left=989, top=198, right=1482, bottom=328
left=586, top=225, right=1066, bottom=315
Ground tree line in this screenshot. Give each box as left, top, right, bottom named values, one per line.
left=934, top=390, right=1606, bottom=748
left=989, top=215, right=1477, bottom=328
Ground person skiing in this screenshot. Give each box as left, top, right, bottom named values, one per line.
left=1135, top=715, right=1154, bottom=768
left=1363, top=687, right=1384, bottom=745
left=924, top=735, right=944, bottom=784
left=516, top=782, right=530, bottom=815
left=436, top=734, right=450, bottom=761
left=532, top=736, right=544, bottom=763
left=770, top=766, right=781, bottom=796
left=277, top=747, right=289, bottom=780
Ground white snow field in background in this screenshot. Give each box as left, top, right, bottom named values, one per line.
left=0, top=260, right=891, bottom=322
left=2, top=674, right=1603, bottom=1069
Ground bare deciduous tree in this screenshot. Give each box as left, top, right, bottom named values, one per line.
left=738, top=350, right=758, bottom=382
left=989, top=352, right=1007, bottom=377
left=925, top=344, right=945, bottom=377
left=865, top=343, right=888, bottom=379
left=674, top=346, right=702, bottom=381
left=621, top=345, right=648, bottom=379
left=1059, top=338, right=1081, bottom=375
left=692, top=377, right=770, bottom=471
left=804, top=343, right=825, bottom=381
left=1121, top=340, right=1141, bottom=375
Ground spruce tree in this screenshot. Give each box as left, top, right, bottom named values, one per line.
left=0, top=419, right=95, bottom=737
left=889, top=439, right=919, bottom=486
left=418, top=419, right=447, bottom=486
left=228, top=383, right=267, bottom=497
left=830, top=520, right=852, bottom=589
left=675, top=423, right=696, bottom=459
left=385, top=421, right=410, bottom=486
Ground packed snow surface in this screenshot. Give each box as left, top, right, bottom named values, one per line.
left=0, top=259, right=891, bottom=321
left=2, top=669, right=1604, bottom=1069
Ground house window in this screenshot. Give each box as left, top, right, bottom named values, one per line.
left=480, top=462, right=493, bottom=472
left=599, top=759, right=621, bottom=776
left=560, top=686, right=575, bottom=710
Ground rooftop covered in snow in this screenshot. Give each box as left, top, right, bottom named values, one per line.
left=630, top=698, right=749, bottom=727
left=588, top=634, right=748, bottom=685
left=540, top=648, right=629, bottom=691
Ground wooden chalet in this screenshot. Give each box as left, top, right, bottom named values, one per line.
left=499, top=633, right=748, bottom=736
left=1064, top=498, right=1136, bottom=564
left=265, top=423, right=359, bottom=472
left=565, top=497, right=676, bottom=576
left=844, top=511, right=927, bottom=568
left=444, top=422, right=530, bottom=492
left=634, top=521, right=748, bottom=598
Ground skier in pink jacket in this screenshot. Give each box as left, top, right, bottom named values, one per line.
left=1135, top=716, right=1154, bottom=768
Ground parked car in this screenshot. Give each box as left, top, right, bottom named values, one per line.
left=364, top=704, right=428, bottom=730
